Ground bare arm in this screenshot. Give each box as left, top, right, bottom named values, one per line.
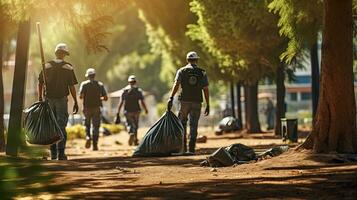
left=38, top=83, right=44, bottom=101
left=140, top=99, right=148, bottom=114
left=69, top=85, right=78, bottom=104
left=169, top=82, right=180, bottom=98
left=203, top=86, right=210, bottom=106
left=117, top=99, right=124, bottom=114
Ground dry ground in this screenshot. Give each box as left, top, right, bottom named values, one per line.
left=2, top=128, right=357, bottom=200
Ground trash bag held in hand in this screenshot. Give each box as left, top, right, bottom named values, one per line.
left=133, top=111, right=184, bottom=157
left=24, top=101, right=64, bottom=145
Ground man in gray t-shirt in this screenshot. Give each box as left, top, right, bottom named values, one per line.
left=117, top=75, right=148, bottom=146
left=79, top=68, right=108, bottom=151
left=167, top=51, right=210, bottom=154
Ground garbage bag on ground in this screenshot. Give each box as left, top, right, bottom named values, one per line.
left=24, top=101, right=63, bottom=145
left=257, top=146, right=289, bottom=158
left=201, top=143, right=288, bottom=167
left=226, top=143, right=256, bottom=162
left=133, top=111, right=184, bottom=157
left=215, top=116, right=241, bottom=135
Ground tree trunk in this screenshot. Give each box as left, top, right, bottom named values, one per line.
left=302, top=0, right=357, bottom=153
left=245, top=83, right=261, bottom=133
left=310, top=41, right=320, bottom=118
left=275, top=63, right=286, bottom=136
left=0, top=35, right=5, bottom=152
left=230, top=82, right=236, bottom=118
left=244, top=85, right=248, bottom=129
left=236, top=82, right=243, bottom=129
left=6, top=20, right=31, bottom=156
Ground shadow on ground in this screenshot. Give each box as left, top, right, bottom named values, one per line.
left=62, top=162, right=357, bottom=199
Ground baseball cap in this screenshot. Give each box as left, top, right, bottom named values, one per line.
left=186, top=51, right=199, bottom=60
left=55, top=43, right=70, bottom=55
left=128, top=75, right=137, bottom=82
left=85, top=68, right=96, bottom=77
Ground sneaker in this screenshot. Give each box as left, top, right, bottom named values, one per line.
left=128, top=134, right=135, bottom=146
left=93, top=143, right=99, bottom=151
left=58, top=155, right=68, bottom=160
left=51, top=155, right=57, bottom=160
left=85, top=138, right=91, bottom=149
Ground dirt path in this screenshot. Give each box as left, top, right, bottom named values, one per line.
left=7, top=128, right=357, bottom=199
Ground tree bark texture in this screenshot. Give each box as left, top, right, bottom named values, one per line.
left=303, top=0, right=357, bottom=153
left=311, top=41, right=320, bottom=118
left=6, top=20, right=31, bottom=156
left=230, top=82, right=236, bottom=118
left=0, top=36, right=5, bottom=152
left=245, top=83, right=262, bottom=133
left=236, top=82, right=243, bottom=129
left=275, top=63, right=286, bottom=136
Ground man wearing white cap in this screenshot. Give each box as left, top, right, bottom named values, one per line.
left=38, top=43, right=79, bottom=160
left=167, top=51, right=210, bottom=154
left=117, top=75, right=148, bottom=146
left=79, top=68, right=108, bottom=151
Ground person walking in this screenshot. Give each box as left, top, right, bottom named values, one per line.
left=117, top=75, right=148, bottom=146
left=38, top=43, right=79, bottom=160
left=167, top=51, right=210, bottom=154
left=79, top=68, right=108, bottom=151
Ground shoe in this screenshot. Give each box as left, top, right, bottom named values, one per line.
left=58, top=155, right=68, bottom=160
left=93, top=143, right=99, bottom=151
left=128, top=134, right=135, bottom=146
left=185, top=152, right=195, bottom=156
left=85, top=138, right=91, bottom=149
left=51, top=156, right=57, bottom=160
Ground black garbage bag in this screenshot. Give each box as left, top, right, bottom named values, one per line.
left=206, top=147, right=235, bottom=167
left=215, top=116, right=241, bottom=135
left=24, top=101, right=63, bottom=145
left=226, top=143, right=256, bottom=162
left=203, top=143, right=257, bottom=167
left=133, top=111, right=184, bottom=157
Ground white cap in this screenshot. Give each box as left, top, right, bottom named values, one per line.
left=128, top=75, right=136, bottom=82
left=186, top=51, right=199, bottom=60
left=85, top=68, right=96, bottom=77
left=55, top=43, right=70, bottom=55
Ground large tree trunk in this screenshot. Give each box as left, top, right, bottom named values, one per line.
left=0, top=35, right=5, bottom=152
left=230, top=82, right=236, bottom=118
left=6, top=20, right=31, bottom=156
left=310, top=41, right=320, bottom=118
left=245, top=83, right=262, bottom=133
left=302, top=0, right=357, bottom=153
left=275, top=63, right=286, bottom=136
left=236, top=82, right=243, bottom=129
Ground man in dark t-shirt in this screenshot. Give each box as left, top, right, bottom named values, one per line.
left=117, top=75, right=148, bottom=146
left=38, top=43, right=79, bottom=160
left=79, top=68, right=108, bottom=151
left=167, top=51, right=210, bottom=154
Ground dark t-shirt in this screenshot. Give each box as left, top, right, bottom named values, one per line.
left=79, top=80, right=107, bottom=108
left=38, top=60, right=78, bottom=98
left=121, top=86, right=144, bottom=112
left=175, top=64, right=209, bottom=102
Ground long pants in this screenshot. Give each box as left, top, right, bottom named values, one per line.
left=84, top=107, right=101, bottom=143
left=125, top=111, right=140, bottom=137
left=48, top=97, right=68, bottom=157
left=178, top=102, right=201, bottom=153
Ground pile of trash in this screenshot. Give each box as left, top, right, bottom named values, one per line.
left=200, top=143, right=289, bottom=167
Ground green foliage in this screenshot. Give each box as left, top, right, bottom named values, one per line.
left=268, top=0, right=322, bottom=63
left=66, top=124, right=124, bottom=140
left=188, top=0, right=287, bottom=84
